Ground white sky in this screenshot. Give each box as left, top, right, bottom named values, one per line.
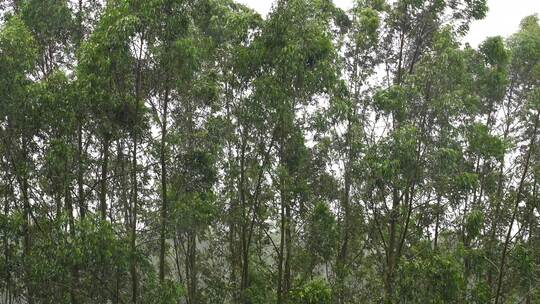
left=236, top=0, right=540, bottom=46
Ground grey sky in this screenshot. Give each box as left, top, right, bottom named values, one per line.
left=235, top=0, right=540, bottom=46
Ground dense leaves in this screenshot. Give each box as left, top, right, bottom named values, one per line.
left=0, top=1, right=539, bottom=304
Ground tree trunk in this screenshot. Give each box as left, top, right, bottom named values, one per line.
left=335, top=119, right=353, bottom=304
left=130, top=131, right=139, bottom=304
left=434, top=195, right=441, bottom=250
left=186, top=232, right=197, bottom=304
left=159, top=89, right=169, bottom=283
left=20, top=139, right=33, bottom=304
left=100, top=134, right=110, bottom=220
left=239, top=135, right=249, bottom=303
left=277, top=120, right=289, bottom=304
left=3, top=181, right=13, bottom=304
left=130, top=32, right=144, bottom=304
left=277, top=195, right=285, bottom=304
left=77, top=123, right=85, bottom=218
left=65, top=181, right=79, bottom=304
left=384, top=188, right=400, bottom=304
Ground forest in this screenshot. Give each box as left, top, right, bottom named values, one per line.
left=0, top=0, right=539, bottom=303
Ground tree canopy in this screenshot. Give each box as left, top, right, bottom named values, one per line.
left=0, top=0, right=539, bottom=303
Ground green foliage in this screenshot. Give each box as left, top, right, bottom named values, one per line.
left=466, top=123, right=506, bottom=160
left=354, top=7, right=380, bottom=48
left=465, top=209, right=484, bottom=240
left=480, top=36, right=509, bottom=66
left=19, top=0, right=73, bottom=46
left=0, top=15, right=37, bottom=77
left=307, top=202, right=337, bottom=262
left=142, top=279, right=185, bottom=304
left=373, top=85, right=411, bottom=121
left=291, top=279, right=332, bottom=304
left=1, top=1, right=539, bottom=304
left=398, top=243, right=465, bottom=304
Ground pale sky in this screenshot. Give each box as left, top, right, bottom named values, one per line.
left=236, top=0, right=540, bottom=46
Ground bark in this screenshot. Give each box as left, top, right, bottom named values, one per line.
left=384, top=188, right=400, bottom=304
left=100, top=134, right=110, bottom=220
left=187, top=233, right=197, bottom=304
left=19, top=139, right=33, bottom=304
left=159, top=88, right=170, bottom=283
left=335, top=120, right=353, bottom=304
left=3, top=178, right=13, bottom=304
left=434, top=195, right=441, bottom=250
left=277, top=112, right=291, bottom=304
left=239, top=130, right=248, bottom=303
left=77, top=123, right=85, bottom=218
left=130, top=126, right=139, bottom=304
left=65, top=181, right=78, bottom=304
left=277, top=193, right=285, bottom=304
left=130, top=33, right=144, bottom=304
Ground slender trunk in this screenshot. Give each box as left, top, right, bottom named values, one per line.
left=224, top=81, right=240, bottom=303
left=191, top=233, right=197, bottom=304
left=525, top=180, right=536, bottom=304
left=159, top=89, right=169, bottom=283
left=54, top=193, right=62, bottom=218
left=173, top=234, right=184, bottom=284
left=239, top=131, right=249, bottom=303
left=186, top=233, right=197, bottom=304
left=494, top=111, right=540, bottom=304
left=118, top=140, right=130, bottom=229
left=23, top=182, right=32, bottom=304
left=230, top=220, right=238, bottom=302
left=114, top=265, right=120, bottom=304
left=20, top=139, right=33, bottom=304
left=77, top=123, right=85, bottom=218
left=100, top=135, right=110, bottom=220
left=3, top=184, right=12, bottom=304
left=487, top=158, right=506, bottom=289
left=130, top=32, right=144, bottom=304
left=284, top=202, right=292, bottom=300
left=277, top=193, right=285, bottom=304
left=184, top=96, right=198, bottom=304
left=76, top=0, right=86, bottom=219
left=130, top=129, right=139, bottom=304
left=65, top=181, right=78, bottom=304
left=159, top=2, right=173, bottom=283
left=434, top=195, right=441, bottom=250
left=277, top=115, right=289, bottom=304
left=384, top=188, right=400, bottom=304
left=230, top=200, right=240, bottom=303
left=335, top=119, right=353, bottom=304
left=240, top=231, right=249, bottom=303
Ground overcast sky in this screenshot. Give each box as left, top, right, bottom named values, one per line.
left=236, top=0, right=540, bottom=46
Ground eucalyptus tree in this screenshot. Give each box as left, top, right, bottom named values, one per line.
left=0, top=15, right=37, bottom=304
left=329, top=1, right=384, bottom=302
left=78, top=1, right=154, bottom=301
left=139, top=0, right=196, bottom=285
left=492, top=15, right=540, bottom=304
left=356, top=1, right=488, bottom=302
left=195, top=1, right=264, bottom=302
left=251, top=0, right=341, bottom=302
